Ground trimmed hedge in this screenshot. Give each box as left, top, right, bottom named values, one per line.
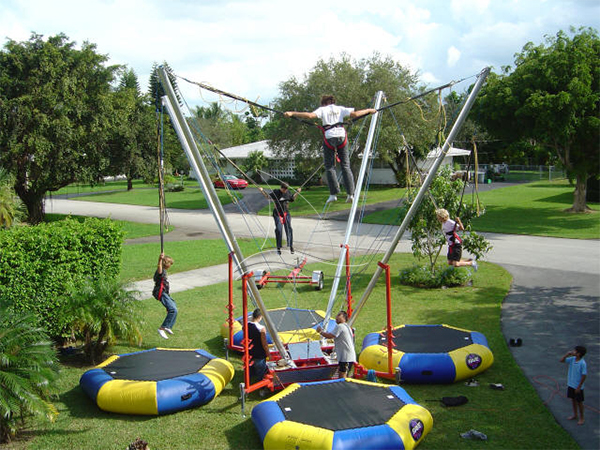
left=398, top=264, right=472, bottom=288
left=0, top=217, right=124, bottom=337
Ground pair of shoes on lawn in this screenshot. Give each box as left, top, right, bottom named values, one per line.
left=158, top=327, right=174, bottom=339
left=460, top=429, right=487, bottom=440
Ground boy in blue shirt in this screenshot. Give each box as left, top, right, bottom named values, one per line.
left=560, top=345, right=587, bottom=425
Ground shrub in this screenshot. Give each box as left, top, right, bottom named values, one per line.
left=63, top=277, right=143, bottom=364
left=0, top=306, right=60, bottom=444
left=399, top=264, right=472, bottom=288
left=0, top=217, right=124, bottom=337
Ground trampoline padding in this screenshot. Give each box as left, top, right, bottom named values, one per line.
left=252, top=378, right=432, bottom=450
left=359, top=324, right=494, bottom=384
left=80, top=348, right=234, bottom=415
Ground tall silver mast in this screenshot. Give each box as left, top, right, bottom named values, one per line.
left=158, top=68, right=289, bottom=360
left=348, top=67, right=490, bottom=327
left=322, top=91, right=384, bottom=326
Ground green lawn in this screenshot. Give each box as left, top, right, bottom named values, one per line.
left=69, top=182, right=235, bottom=209
left=120, top=238, right=275, bottom=282
left=257, top=185, right=407, bottom=216
left=364, top=179, right=599, bottom=239
left=6, top=254, right=577, bottom=450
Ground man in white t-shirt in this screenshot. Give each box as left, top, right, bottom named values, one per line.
left=285, top=95, right=376, bottom=203
left=317, top=310, right=356, bottom=378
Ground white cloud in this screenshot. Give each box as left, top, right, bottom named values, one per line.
left=447, top=46, right=461, bottom=67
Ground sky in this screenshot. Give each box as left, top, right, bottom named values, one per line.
left=1, top=0, right=599, bottom=110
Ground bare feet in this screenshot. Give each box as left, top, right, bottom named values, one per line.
left=567, top=415, right=577, bottom=420
left=578, top=419, right=585, bottom=425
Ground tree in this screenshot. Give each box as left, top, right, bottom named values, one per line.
left=407, top=167, right=491, bottom=271
left=0, top=33, right=119, bottom=223
left=474, top=27, right=600, bottom=212
left=267, top=53, right=441, bottom=186
left=107, top=68, right=156, bottom=189
left=243, top=151, right=268, bottom=183
left=0, top=307, right=60, bottom=444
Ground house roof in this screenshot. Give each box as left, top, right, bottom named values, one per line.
left=426, top=147, right=471, bottom=159
left=219, top=140, right=275, bottom=158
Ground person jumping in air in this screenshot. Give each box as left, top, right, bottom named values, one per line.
left=152, top=253, right=178, bottom=339
left=436, top=208, right=478, bottom=271
left=284, top=95, right=376, bottom=203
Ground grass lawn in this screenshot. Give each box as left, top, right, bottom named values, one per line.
left=120, top=238, right=275, bottom=282
left=363, top=179, right=599, bottom=239
left=257, top=185, right=407, bottom=216
left=6, top=254, right=576, bottom=449
left=69, top=182, right=235, bottom=210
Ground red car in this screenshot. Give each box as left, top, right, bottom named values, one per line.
left=213, top=175, right=248, bottom=190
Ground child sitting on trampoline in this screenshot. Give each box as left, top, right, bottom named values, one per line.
left=436, top=208, right=478, bottom=271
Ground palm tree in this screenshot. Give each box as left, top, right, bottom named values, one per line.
left=0, top=168, right=18, bottom=228
left=244, top=150, right=268, bottom=184
left=64, top=277, right=144, bottom=364
left=0, top=307, right=60, bottom=444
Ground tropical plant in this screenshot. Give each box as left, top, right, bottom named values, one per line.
left=0, top=168, right=19, bottom=228
left=63, top=277, right=144, bottom=364
left=243, top=150, right=268, bottom=183
left=405, top=166, right=492, bottom=274
left=0, top=307, right=60, bottom=444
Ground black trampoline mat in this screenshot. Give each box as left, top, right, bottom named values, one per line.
left=266, top=308, right=322, bottom=332
left=380, top=325, right=472, bottom=353
left=102, top=350, right=210, bottom=381
left=278, top=381, right=406, bottom=431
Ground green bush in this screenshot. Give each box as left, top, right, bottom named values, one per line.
left=399, top=264, right=472, bottom=288
left=166, top=182, right=184, bottom=192
left=0, top=217, right=124, bottom=337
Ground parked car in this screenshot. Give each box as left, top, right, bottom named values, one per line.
left=213, top=175, right=248, bottom=190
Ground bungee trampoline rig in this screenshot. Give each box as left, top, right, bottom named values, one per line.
left=156, top=66, right=492, bottom=448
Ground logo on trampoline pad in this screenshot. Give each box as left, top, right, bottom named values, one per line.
left=409, top=419, right=424, bottom=441
left=466, top=353, right=482, bottom=370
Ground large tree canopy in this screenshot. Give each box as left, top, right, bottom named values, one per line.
left=0, top=33, right=119, bottom=223
left=474, top=27, right=599, bottom=212
left=267, top=53, right=445, bottom=186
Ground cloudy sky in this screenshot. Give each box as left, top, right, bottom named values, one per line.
left=1, top=0, right=598, bottom=109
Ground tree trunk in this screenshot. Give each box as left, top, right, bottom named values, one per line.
left=127, top=176, right=133, bottom=191
left=566, top=174, right=592, bottom=213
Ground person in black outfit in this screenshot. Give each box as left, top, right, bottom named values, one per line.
left=248, top=308, right=270, bottom=381
left=260, top=182, right=301, bottom=254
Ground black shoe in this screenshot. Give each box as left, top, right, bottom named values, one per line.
left=277, top=248, right=281, bottom=255
left=290, top=247, right=295, bottom=254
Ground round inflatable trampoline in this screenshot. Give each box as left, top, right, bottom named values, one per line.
left=252, top=377, right=432, bottom=450
left=359, top=324, right=494, bottom=383
left=221, top=307, right=336, bottom=346
left=80, top=348, right=234, bottom=415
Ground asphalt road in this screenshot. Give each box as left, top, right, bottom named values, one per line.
left=45, top=194, right=599, bottom=449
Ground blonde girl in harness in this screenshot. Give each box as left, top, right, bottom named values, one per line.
left=284, top=95, right=376, bottom=203
left=436, top=208, right=478, bottom=271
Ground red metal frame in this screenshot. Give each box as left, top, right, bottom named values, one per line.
left=354, top=261, right=396, bottom=381
left=255, top=257, right=319, bottom=288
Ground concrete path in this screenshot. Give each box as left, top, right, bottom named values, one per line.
left=45, top=196, right=599, bottom=449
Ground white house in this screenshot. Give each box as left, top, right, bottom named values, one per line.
left=217, top=140, right=471, bottom=185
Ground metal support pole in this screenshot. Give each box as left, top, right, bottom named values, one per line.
left=158, top=69, right=288, bottom=360
left=323, top=91, right=384, bottom=326
left=349, top=67, right=490, bottom=328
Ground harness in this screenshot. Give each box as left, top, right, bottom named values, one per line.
left=319, top=123, right=347, bottom=161
left=277, top=211, right=288, bottom=225
left=447, top=224, right=463, bottom=248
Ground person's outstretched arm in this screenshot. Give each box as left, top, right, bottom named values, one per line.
left=349, top=108, right=377, bottom=119
left=284, top=111, right=318, bottom=120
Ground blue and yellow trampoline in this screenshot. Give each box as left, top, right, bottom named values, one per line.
left=252, top=378, right=432, bottom=450
left=360, top=324, right=494, bottom=383
left=80, top=348, right=234, bottom=415
left=221, top=307, right=336, bottom=346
